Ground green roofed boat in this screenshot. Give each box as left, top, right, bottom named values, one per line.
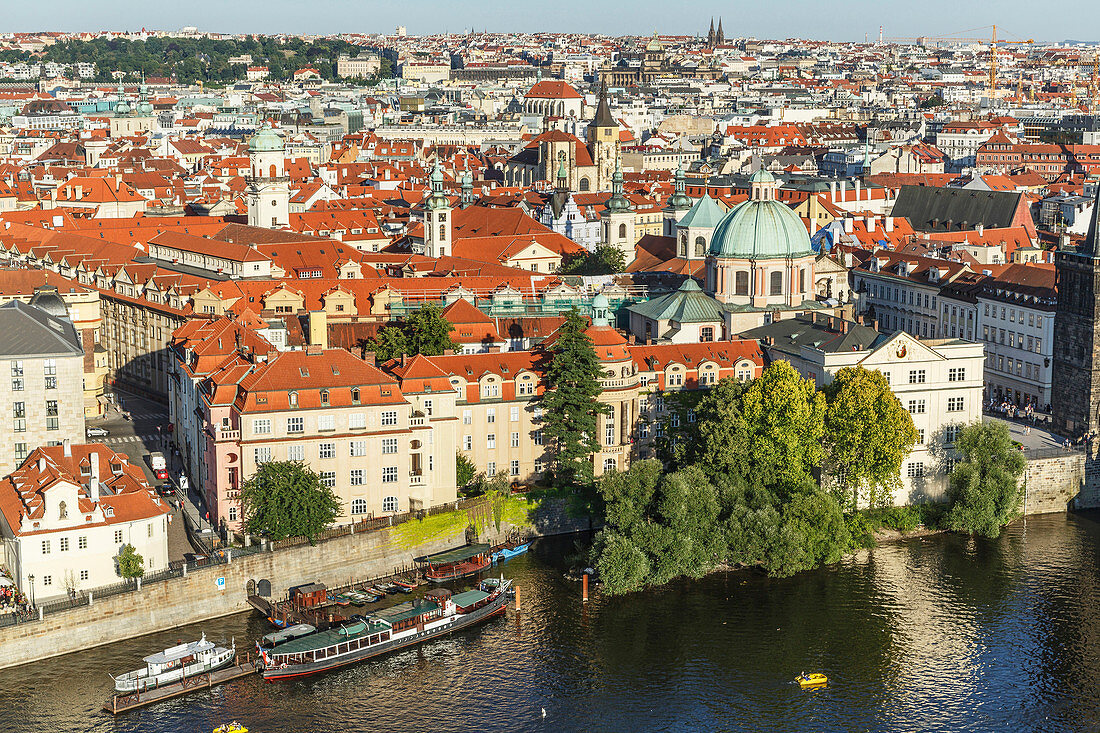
left=416, top=543, right=493, bottom=583
left=258, top=578, right=512, bottom=682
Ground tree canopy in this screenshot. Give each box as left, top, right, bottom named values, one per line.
left=118, top=544, right=145, bottom=579
left=541, top=309, right=608, bottom=489
left=823, top=366, right=919, bottom=510
left=405, top=303, right=457, bottom=357
left=943, top=421, right=1026, bottom=538
left=559, top=244, right=627, bottom=276
left=240, top=461, right=342, bottom=541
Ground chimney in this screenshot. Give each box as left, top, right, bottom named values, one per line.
left=401, top=353, right=408, bottom=366
left=305, top=343, right=323, bottom=356
left=63, top=439, right=71, bottom=457
left=829, top=180, right=837, bottom=202
left=867, top=216, right=876, bottom=233
left=855, top=179, right=861, bottom=202
left=977, top=222, right=984, bottom=236
left=363, top=350, right=376, bottom=366
left=90, top=452, right=100, bottom=503
left=307, top=310, right=328, bottom=350
left=839, top=319, right=849, bottom=334
left=885, top=216, right=894, bottom=233
left=844, top=217, right=854, bottom=234
left=37, top=456, right=45, bottom=472
left=840, top=179, right=847, bottom=201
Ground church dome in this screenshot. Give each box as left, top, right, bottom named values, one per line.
left=249, top=125, right=284, bottom=152
left=28, top=287, right=68, bottom=320
left=708, top=171, right=812, bottom=260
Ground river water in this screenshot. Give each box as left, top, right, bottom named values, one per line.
left=5, top=512, right=1100, bottom=733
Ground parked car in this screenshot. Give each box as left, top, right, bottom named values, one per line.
left=86, top=426, right=109, bottom=438
left=156, top=482, right=175, bottom=497
left=154, top=468, right=170, bottom=480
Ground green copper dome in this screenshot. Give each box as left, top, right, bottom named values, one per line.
left=708, top=196, right=812, bottom=260
left=249, top=125, right=284, bottom=152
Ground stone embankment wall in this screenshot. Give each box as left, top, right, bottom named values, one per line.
left=0, top=499, right=589, bottom=671
left=1022, top=453, right=1086, bottom=515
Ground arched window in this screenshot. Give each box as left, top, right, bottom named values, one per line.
left=579, top=178, right=590, bottom=191
left=58, top=500, right=67, bottom=520
left=678, top=233, right=687, bottom=258
left=289, top=391, right=298, bottom=408
left=351, top=498, right=368, bottom=515
left=618, top=222, right=627, bottom=238
left=770, top=271, right=783, bottom=295
left=351, top=388, right=360, bottom=404
left=382, top=496, right=399, bottom=513
left=438, top=224, right=446, bottom=241
left=320, top=389, right=329, bottom=405
left=799, top=269, right=806, bottom=293
left=269, top=164, right=277, bottom=178
left=694, top=236, right=706, bottom=257
left=603, top=457, right=617, bottom=473
left=735, top=271, right=749, bottom=295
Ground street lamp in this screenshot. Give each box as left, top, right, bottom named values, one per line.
left=27, top=574, right=34, bottom=608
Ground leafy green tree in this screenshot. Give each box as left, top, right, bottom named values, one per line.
left=694, top=377, right=748, bottom=480
left=118, top=544, right=145, bottom=579
left=456, top=452, right=477, bottom=488
left=823, top=366, right=919, bottom=510
left=364, top=325, right=408, bottom=362
left=240, top=461, right=341, bottom=541
left=732, top=360, right=825, bottom=495
left=943, top=421, right=1026, bottom=538
left=405, top=303, right=457, bottom=356
left=560, top=244, right=627, bottom=276
left=764, top=492, right=850, bottom=577
left=541, top=309, right=609, bottom=488
left=648, top=388, right=704, bottom=469
left=593, top=531, right=651, bottom=594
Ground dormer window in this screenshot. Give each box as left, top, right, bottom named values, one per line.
left=289, top=391, right=298, bottom=408
left=110, top=462, right=123, bottom=475
left=320, top=389, right=329, bottom=405
left=351, top=388, right=360, bottom=404
left=105, top=506, right=114, bottom=517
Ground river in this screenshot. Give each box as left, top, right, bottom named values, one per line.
left=4, top=512, right=1100, bottom=733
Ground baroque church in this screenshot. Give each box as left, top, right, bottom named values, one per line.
left=600, top=33, right=723, bottom=88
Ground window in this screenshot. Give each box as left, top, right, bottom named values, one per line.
left=487, top=462, right=497, bottom=477
left=229, top=506, right=238, bottom=522
left=350, top=388, right=360, bottom=404
left=319, top=442, right=335, bottom=459
left=947, top=397, right=965, bottom=412
left=43, top=576, right=52, bottom=587
left=350, top=498, right=369, bottom=515
left=318, top=414, right=335, bottom=432
left=78, top=536, right=87, bottom=550
left=147, top=523, right=154, bottom=538
left=350, top=441, right=366, bottom=457
left=907, top=462, right=925, bottom=478
left=13, top=443, right=26, bottom=461
left=948, top=367, right=965, bottom=382
left=517, top=380, right=534, bottom=396
left=382, top=437, right=398, bottom=454
left=482, top=382, right=500, bottom=398
left=43, top=359, right=55, bottom=377
left=462, top=409, right=472, bottom=424
left=735, top=271, right=749, bottom=295
left=487, top=434, right=496, bottom=449
left=381, top=410, right=397, bottom=426
left=945, top=425, right=961, bottom=443
left=667, top=372, right=683, bottom=387
left=510, top=406, right=520, bottom=422
left=114, top=530, right=123, bottom=544
left=464, top=435, right=473, bottom=450
left=255, top=446, right=272, bottom=464
left=287, top=444, right=304, bottom=461
left=382, top=496, right=399, bottom=513
left=533, top=429, right=543, bottom=446
left=253, top=418, right=272, bottom=434
left=382, top=466, right=398, bottom=483
left=80, top=570, right=88, bottom=582
left=45, top=375, right=56, bottom=390
left=320, top=389, right=329, bottom=405
left=907, top=400, right=926, bottom=414
left=769, top=271, right=783, bottom=295
left=59, top=537, right=69, bottom=552
left=350, top=469, right=365, bottom=486
left=287, top=416, right=304, bottom=434
left=10, top=360, right=22, bottom=377
left=917, top=429, right=925, bottom=444
left=487, top=408, right=496, bottom=423
left=320, top=471, right=336, bottom=488
left=41, top=540, right=50, bottom=555
left=288, top=391, right=298, bottom=408
left=605, top=421, right=615, bottom=446
left=13, top=401, right=25, bottom=432
left=908, top=370, right=926, bottom=384
left=349, top=413, right=366, bottom=430
left=604, top=458, right=617, bottom=473
left=11, top=378, right=21, bottom=391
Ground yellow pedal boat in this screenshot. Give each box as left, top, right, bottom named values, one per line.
left=213, top=724, right=247, bottom=733
left=797, top=672, right=828, bottom=688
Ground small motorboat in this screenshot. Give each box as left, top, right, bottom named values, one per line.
left=796, top=672, right=828, bottom=688
left=392, top=578, right=417, bottom=590
left=213, top=723, right=247, bottom=733
left=366, top=586, right=386, bottom=596
left=378, top=582, right=401, bottom=594
left=112, top=634, right=234, bottom=693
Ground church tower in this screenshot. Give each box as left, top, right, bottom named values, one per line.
left=586, top=83, right=619, bottom=190
left=708, top=19, right=716, bottom=48
left=1052, top=185, right=1100, bottom=438
left=601, top=159, right=635, bottom=266
left=716, top=17, right=725, bottom=45
left=246, top=124, right=290, bottom=229
left=423, top=160, right=452, bottom=258
left=663, top=166, right=694, bottom=236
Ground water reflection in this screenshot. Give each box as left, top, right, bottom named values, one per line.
left=2, top=514, right=1100, bottom=732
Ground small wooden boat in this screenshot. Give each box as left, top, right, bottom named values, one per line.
left=377, top=582, right=402, bottom=594
left=366, top=586, right=386, bottom=596
left=392, top=578, right=417, bottom=590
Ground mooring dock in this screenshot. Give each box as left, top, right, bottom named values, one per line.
left=102, top=654, right=259, bottom=715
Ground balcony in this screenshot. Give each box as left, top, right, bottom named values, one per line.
left=409, top=417, right=426, bottom=427
left=601, top=376, right=640, bottom=390
left=214, top=428, right=240, bottom=442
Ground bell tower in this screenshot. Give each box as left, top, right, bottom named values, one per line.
left=246, top=124, right=289, bottom=229
left=1052, top=185, right=1100, bottom=438
left=601, top=158, right=635, bottom=266
left=423, top=160, right=452, bottom=258
left=586, top=83, right=619, bottom=190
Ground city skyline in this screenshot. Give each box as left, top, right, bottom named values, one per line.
left=3, top=0, right=1099, bottom=43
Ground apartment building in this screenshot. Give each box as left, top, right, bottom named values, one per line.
left=853, top=251, right=970, bottom=339
left=0, top=443, right=170, bottom=601
left=0, top=300, right=85, bottom=477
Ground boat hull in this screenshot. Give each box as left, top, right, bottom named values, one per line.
left=492, top=543, right=530, bottom=563
left=261, top=593, right=508, bottom=681
left=114, top=649, right=235, bottom=693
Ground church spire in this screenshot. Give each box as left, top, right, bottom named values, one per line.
left=592, top=82, right=615, bottom=129
left=605, top=156, right=631, bottom=213
left=708, top=18, right=715, bottom=47
left=716, top=17, right=725, bottom=44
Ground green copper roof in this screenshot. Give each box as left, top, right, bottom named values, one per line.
left=709, top=198, right=812, bottom=261
left=626, top=279, right=724, bottom=323
left=677, top=194, right=725, bottom=230
left=249, top=125, right=284, bottom=152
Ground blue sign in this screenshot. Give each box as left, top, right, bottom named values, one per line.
left=216, top=576, right=226, bottom=591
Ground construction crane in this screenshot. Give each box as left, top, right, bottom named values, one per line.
left=882, top=25, right=1034, bottom=100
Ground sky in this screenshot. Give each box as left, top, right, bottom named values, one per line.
left=2, top=1, right=1095, bottom=43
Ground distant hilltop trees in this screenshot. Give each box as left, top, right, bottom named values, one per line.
left=0, top=35, right=393, bottom=85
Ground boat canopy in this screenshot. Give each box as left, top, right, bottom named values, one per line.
left=372, top=599, right=441, bottom=625
left=262, top=624, right=315, bottom=646
left=450, top=589, right=490, bottom=607
left=143, top=636, right=215, bottom=665
left=416, top=543, right=491, bottom=565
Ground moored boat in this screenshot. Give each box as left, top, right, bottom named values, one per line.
left=417, top=543, right=493, bottom=583
left=112, top=634, right=234, bottom=693
left=259, top=579, right=512, bottom=681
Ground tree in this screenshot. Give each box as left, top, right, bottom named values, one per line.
left=541, top=309, right=609, bottom=488
left=456, top=452, right=477, bottom=488
left=559, top=244, right=626, bottom=276
left=732, top=360, right=825, bottom=495
left=823, top=366, right=919, bottom=510
left=118, top=544, right=145, bottom=579
left=364, top=325, right=408, bottom=362
left=405, top=304, right=457, bottom=356
left=943, top=421, right=1026, bottom=538
left=239, top=461, right=341, bottom=541
left=693, top=377, right=748, bottom=480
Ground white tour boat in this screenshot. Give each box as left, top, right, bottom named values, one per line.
left=112, top=633, right=235, bottom=693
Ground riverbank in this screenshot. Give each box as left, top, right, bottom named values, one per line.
left=0, top=495, right=587, bottom=671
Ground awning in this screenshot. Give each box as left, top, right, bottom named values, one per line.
left=415, top=543, right=491, bottom=565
